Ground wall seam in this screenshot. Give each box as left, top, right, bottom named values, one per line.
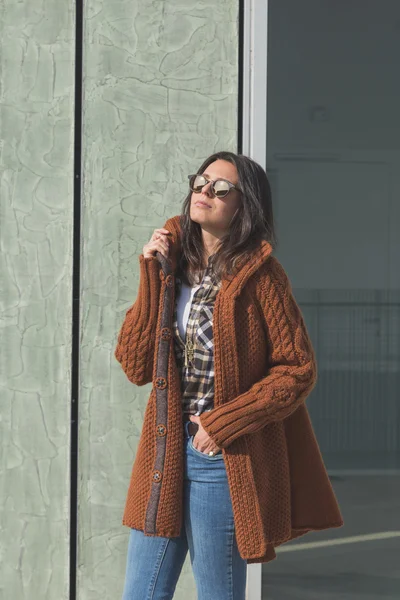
left=70, top=0, right=84, bottom=598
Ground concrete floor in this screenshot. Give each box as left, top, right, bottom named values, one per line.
left=261, top=475, right=400, bottom=599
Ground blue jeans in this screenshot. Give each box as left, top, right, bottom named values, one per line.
left=121, top=420, right=247, bottom=600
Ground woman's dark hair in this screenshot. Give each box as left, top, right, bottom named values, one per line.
left=178, top=150, right=277, bottom=286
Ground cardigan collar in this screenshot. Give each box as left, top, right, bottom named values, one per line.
left=162, top=214, right=273, bottom=298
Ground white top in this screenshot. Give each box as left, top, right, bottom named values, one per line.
left=176, top=281, right=201, bottom=340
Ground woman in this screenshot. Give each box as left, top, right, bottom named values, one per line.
left=115, top=151, right=344, bottom=600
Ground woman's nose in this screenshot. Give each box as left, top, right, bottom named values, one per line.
left=202, top=181, right=213, bottom=196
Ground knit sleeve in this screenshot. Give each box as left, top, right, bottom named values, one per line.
left=114, top=254, right=161, bottom=386
left=199, top=256, right=317, bottom=448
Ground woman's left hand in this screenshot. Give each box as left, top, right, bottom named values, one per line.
left=189, top=415, right=222, bottom=455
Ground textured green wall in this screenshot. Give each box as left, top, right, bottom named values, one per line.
left=0, top=1, right=75, bottom=599
left=0, top=0, right=238, bottom=598
left=78, top=0, right=238, bottom=600
left=79, top=1, right=238, bottom=598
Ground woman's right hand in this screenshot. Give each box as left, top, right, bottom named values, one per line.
left=143, top=228, right=171, bottom=260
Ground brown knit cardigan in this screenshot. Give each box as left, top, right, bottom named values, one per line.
left=115, top=214, right=344, bottom=564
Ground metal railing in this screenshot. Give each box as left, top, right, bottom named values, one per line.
left=296, top=289, right=400, bottom=469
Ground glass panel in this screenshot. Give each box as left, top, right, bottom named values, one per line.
left=263, top=1, right=400, bottom=597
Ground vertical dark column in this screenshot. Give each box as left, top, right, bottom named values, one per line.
left=237, top=0, right=244, bottom=153
left=70, top=0, right=83, bottom=598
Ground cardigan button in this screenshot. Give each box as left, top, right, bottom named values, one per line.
left=165, top=274, right=174, bottom=287
left=153, top=470, right=162, bottom=483
left=155, top=377, right=167, bottom=389
left=161, top=327, right=172, bottom=341
left=156, top=424, right=167, bottom=436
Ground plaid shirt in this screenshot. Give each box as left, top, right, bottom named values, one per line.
left=172, top=260, right=222, bottom=417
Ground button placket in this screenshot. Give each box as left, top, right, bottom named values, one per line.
left=145, top=264, right=175, bottom=532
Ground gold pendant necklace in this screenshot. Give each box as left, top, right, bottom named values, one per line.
left=184, top=339, right=195, bottom=368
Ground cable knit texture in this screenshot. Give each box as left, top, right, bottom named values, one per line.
left=115, top=214, right=344, bottom=564
left=115, top=254, right=161, bottom=386
left=199, top=257, right=317, bottom=447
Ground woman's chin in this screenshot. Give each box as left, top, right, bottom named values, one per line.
left=190, top=208, right=209, bottom=222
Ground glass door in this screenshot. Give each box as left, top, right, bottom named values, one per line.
left=243, top=1, right=400, bottom=598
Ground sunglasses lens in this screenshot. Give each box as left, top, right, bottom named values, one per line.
left=213, top=180, right=230, bottom=198
left=190, top=175, right=207, bottom=192
left=189, top=175, right=232, bottom=197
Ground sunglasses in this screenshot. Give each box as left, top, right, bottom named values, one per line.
left=188, top=174, right=241, bottom=199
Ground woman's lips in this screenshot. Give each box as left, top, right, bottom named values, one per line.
left=195, top=201, right=211, bottom=208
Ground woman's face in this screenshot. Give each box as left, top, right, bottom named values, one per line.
left=189, top=159, right=241, bottom=234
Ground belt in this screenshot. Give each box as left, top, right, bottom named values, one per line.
left=183, top=414, right=199, bottom=437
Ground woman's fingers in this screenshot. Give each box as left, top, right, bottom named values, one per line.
left=143, top=228, right=171, bottom=259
